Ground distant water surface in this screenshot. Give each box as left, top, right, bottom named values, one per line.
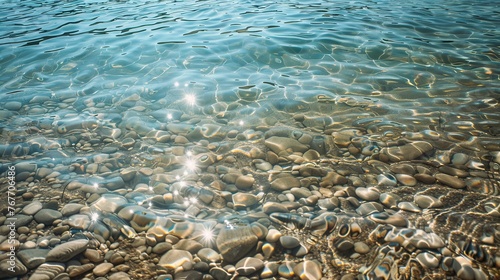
left=1, top=0, right=499, bottom=135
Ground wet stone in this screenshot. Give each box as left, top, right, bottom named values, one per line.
left=414, top=195, right=443, bottom=209
left=395, top=174, right=417, bottom=186
left=293, top=260, right=322, bottom=280
left=355, top=187, right=380, bottom=201
left=34, top=209, right=62, bottom=225
left=377, top=174, right=397, bottom=187
left=22, top=200, right=43, bottom=215
left=232, top=193, right=258, bottom=208
left=197, top=248, right=221, bottom=263
left=0, top=258, right=27, bottom=277
left=235, top=175, right=255, bottom=190
left=271, top=175, right=301, bottom=191
left=235, top=257, right=264, bottom=276
left=11, top=214, right=33, bottom=227
left=30, top=262, right=66, bottom=279
left=266, top=229, right=282, bottom=243
left=280, top=236, right=301, bottom=249
left=46, top=239, right=89, bottom=262
left=398, top=202, right=421, bottom=213
left=414, top=173, right=436, bottom=184
left=93, top=262, right=114, bottom=277
left=378, top=141, right=433, bottom=162
left=68, top=263, right=95, bottom=277
left=265, top=136, right=308, bottom=154
left=159, top=249, right=193, bottom=269
left=416, top=252, right=440, bottom=269
left=61, top=203, right=85, bottom=216
left=263, top=202, right=289, bottom=214
left=17, top=249, right=49, bottom=269
left=216, top=225, right=258, bottom=262
left=438, top=166, right=469, bottom=177
left=435, top=173, right=466, bottom=189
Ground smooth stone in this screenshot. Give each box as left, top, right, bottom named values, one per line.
left=278, top=262, right=296, bottom=278
left=93, top=262, right=114, bottom=277
left=438, top=166, right=469, bottom=177
left=451, top=153, right=469, bottom=165
left=377, top=174, right=397, bottom=187
left=254, top=160, right=273, bottom=171
left=280, top=236, right=301, bottom=249
left=389, top=163, right=416, bottom=175
left=5, top=101, right=22, bottom=111
left=411, top=232, right=445, bottom=249
left=395, top=174, right=417, bottom=186
left=271, top=175, right=301, bottom=191
left=34, top=209, right=62, bottom=225
left=261, top=262, right=279, bottom=278
left=158, top=249, right=193, bottom=269
left=293, top=260, right=322, bottom=280
left=232, top=193, right=258, bottom=208
left=291, top=188, right=312, bottom=199
left=414, top=195, right=443, bottom=208
left=29, top=262, right=65, bottom=279
left=355, top=187, right=380, bottom=201
left=370, top=212, right=408, bottom=227
left=22, top=201, right=43, bottom=215
left=216, top=225, right=258, bottom=262
left=416, top=252, right=440, bottom=269
left=68, top=263, right=95, bottom=277
left=452, top=256, right=475, bottom=280
left=354, top=242, right=370, bottom=254
left=109, top=272, right=132, bottom=280
left=265, top=136, right=308, bottom=154
left=0, top=258, right=27, bottom=277
left=84, top=249, right=104, bottom=263
left=46, top=239, right=89, bottom=262
left=435, top=173, right=466, bottom=189
left=17, top=249, right=50, bottom=269
left=321, top=171, right=348, bottom=186
left=91, top=194, right=128, bottom=213
left=263, top=202, right=289, bottom=214
left=152, top=242, right=173, bottom=255
left=197, top=248, right=221, bottom=263
left=210, top=267, right=232, bottom=280
left=117, top=205, right=157, bottom=231
left=356, top=202, right=383, bottom=216
left=398, top=202, right=421, bottom=213
left=266, top=229, right=282, bottom=243
left=174, top=270, right=202, bottom=280
left=235, top=175, right=255, bottom=190
left=379, top=141, right=433, bottom=162
left=414, top=173, right=436, bottom=184
left=235, top=257, right=264, bottom=276
left=11, top=214, right=33, bottom=227
left=173, top=239, right=203, bottom=254
left=61, top=203, right=85, bottom=216
left=250, top=222, right=269, bottom=240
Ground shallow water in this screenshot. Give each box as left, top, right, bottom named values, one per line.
left=1, top=0, right=500, bottom=279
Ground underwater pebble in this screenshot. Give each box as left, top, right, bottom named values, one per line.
left=435, top=173, right=466, bottom=189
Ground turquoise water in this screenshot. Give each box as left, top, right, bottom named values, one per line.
left=1, top=0, right=500, bottom=279
left=1, top=0, right=499, bottom=133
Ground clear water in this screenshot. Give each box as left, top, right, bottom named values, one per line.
left=1, top=0, right=500, bottom=278
left=1, top=0, right=499, bottom=135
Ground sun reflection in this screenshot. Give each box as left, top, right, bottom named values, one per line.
left=194, top=223, right=216, bottom=247
left=185, top=94, right=196, bottom=106
left=184, top=158, right=197, bottom=171
left=91, top=212, right=99, bottom=222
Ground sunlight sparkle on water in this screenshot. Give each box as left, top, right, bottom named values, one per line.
left=185, top=94, right=196, bottom=106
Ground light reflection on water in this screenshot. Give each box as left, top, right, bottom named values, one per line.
left=0, top=0, right=499, bottom=278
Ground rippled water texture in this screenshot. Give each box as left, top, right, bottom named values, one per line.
left=1, top=0, right=500, bottom=279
